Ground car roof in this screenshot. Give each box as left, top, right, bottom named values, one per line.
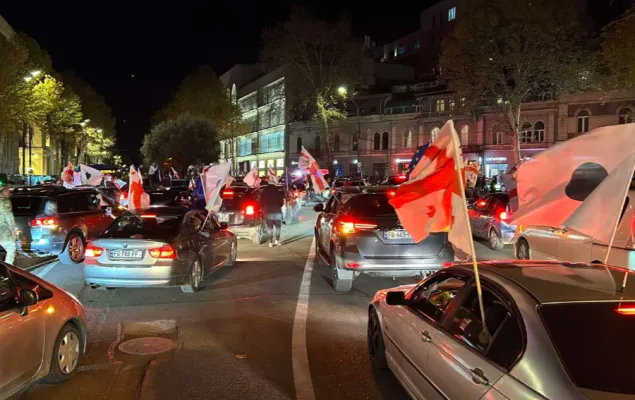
left=127, top=206, right=191, bottom=216
left=11, top=186, right=98, bottom=196
left=454, top=261, right=635, bottom=304
left=335, top=185, right=397, bottom=195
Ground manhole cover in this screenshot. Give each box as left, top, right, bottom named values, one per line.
left=118, top=337, right=175, bottom=355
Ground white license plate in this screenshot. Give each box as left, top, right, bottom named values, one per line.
left=109, top=249, right=143, bottom=259
left=384, top=230, right=412, bottom=240
left=217, top=213, right=230, bottom=222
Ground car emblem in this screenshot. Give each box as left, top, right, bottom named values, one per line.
left=123, top=243, right=128, bottom=248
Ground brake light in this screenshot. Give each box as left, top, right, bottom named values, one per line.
left=149, top=244, right=176, bottom=259
left=499, top=211, right=511, bottom=221
left=396, top=175, right=407, bottom=181
left=616, top=304, right=635, bottom=315
left=245, top=205, right=255, bottom=215
left=346, top=262, right=360, bottom=268
left=221, top=189, right=234, bottom=199
left=140, top=214, right=157, bottom=219
left=31, top=217, right=58, bottom=228
left=85, top=243, right=104, bottom=258
left=477, top=200, right=487, bottom=207
left=120, top=192, right=128, bottom=201
left=339, top=221, right=378, bottom=234
left=387, top=190, right=397, bottom=197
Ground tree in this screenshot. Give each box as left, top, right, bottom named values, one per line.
left=440, top=0, right=590, bottom=163
left=141, top=113, right=220, bottom=169
left=42, top=87, right=83, bottom=163
left=260, top=6, right=363, bottom=173
left=602, top=4, right=635, bottom=88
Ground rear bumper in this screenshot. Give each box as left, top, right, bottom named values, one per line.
left=16, top=235, right=64, bottom=255
left=336, top=252, right=452, bottom=277
left=228, top=224, right=260, bottom=239
left=84, top=263, right=186, bottom=288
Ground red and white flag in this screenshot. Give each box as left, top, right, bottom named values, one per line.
left=128, top=166, right=150, bottom=210
left=202, top=163, right=231, bottom=212
left=388, top=120, right=471, bottom=256
left=309, top=161, right=329, bottom=194
left=243, top=166, right=260, bottom=187
left=268, top=168, right=279, bottom=184
left=170, top=167, right=180, bottom=179
left=298, top=146, right=315, bottom=169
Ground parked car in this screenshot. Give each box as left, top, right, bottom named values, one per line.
left=468, top=193, right=516, bottom=250
left=313, top=186, right=454, bottom=291
left=214, top=185, right=267, bottom=244
left=368, top=261, right=635, bottom=400
left=332, top=178, right=367, bottom=188
left=514, top=182, right=634, bottom=269
left=0, top=262, right=87, bottom=398
left=382, top=175, right=408, bottom=186
left=10, top=186, right=113, bottom=264
left=83, top=207, right=237, bottom=292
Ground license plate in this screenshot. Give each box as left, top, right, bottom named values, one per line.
left=384, top=230, right=412, bottom=240
left=217, top=213, right=230, bottom=222
left=109, top=249, right=143, bottom=259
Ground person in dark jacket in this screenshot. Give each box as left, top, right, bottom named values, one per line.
left=261, top=182, right=285, bottom=247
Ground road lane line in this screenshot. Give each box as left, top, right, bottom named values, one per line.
left=292, top=237, right=317, bottom=400
left=36, top=261, right=59, bottom=278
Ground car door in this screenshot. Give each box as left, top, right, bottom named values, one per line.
left=470, top=197, right=493, bottom=238
left=0, top=266, right=45, bottom=396
left=521, top=225, right=563, bottom=260
left=382, top=272, right=469, bottom=400
left=184, top=214, right=213, bottom=273
left=206, top=214, right=231, bottom=268
left=319, top=195, right=338, bottom=251
left=78, top=192, right=111, bottom=237
left=426, top=283, right=524, bottom=400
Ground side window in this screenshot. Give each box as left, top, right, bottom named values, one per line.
left=485, top=198, right=499, bottom=214
left=0, top=266, right=18, bottom=313
left=446, top=286, right=523, bottom=369
left=410, top=274, right=468, bottom=322
left=72, top=194, right=92, bottom=212
left=56, top=195, right=72, bottom=214
left=324, top=196, right=337, bottom=213
left=186, top=215, right=202, bottom=233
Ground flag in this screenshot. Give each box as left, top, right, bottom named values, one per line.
left=298, top=146, right=315, bottom=169
left=170, top=167, right=180, bottom=179
left=465, top=162, right=479, bottom=189
left=202, top=163, right=231, bottom=212
left=405, top=144, right=429, bottom=180
left=225, top=176, right=235, bottom=188
left=268, top=168, right=278, bottom=184
left=309, top=161, right=329, bottom=194
left=79, top=164, right=103, bottom=186
left=388, top=120, right=472, bottom=257
left=128, top=166, right=150, bottom=210
left=62, top=163, right=75, bottom=188
left=243, top=166, right=260, bottom=187
left=500, top=159, right=525, bottom=213
left=512, top=123, right=635, bottom=227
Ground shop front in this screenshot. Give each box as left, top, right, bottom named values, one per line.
left=483, top=151, right=511, bottom=179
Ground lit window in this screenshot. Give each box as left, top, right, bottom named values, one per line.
left=258, top=160, right=265, bottom=169
left=276, top=158, right=284, bottom=168
left=493, top=131, right=504, bottom=145
left=533, top=121, right=545, bottom=142
left=448, top=7, right=456, bottom=21
left=520, top=122, right=532, bottom=143
left=460, top=125, right=469, bottom=146
left=403, top=130, right=412, bottom=148
left=267, top=159, right=274, bottom=168
left=435, top=99, right=446, bottom=113
left=577, top=110, right=590, bottom=133
left=618, top=108, right=632, bottom=124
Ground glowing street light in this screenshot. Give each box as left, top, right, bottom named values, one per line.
left=30, top=70, right=42, bottom=77
left=97, top=129, right=103, bottom=133
left=337, top=86, right=347, bottom=96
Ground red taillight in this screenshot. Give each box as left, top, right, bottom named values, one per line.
left=443, top=261, right=453, bottom=268
left=387, top=190, right=397, bottom=197
left=31, top=217, right=58, bottom=228
left=221, top=189, right=234, bottom=199
left=141, top=214, right=157, bottom=219
left=339, top=221, right=378, bottom=234
left=499, top=211, right=510, bottom=220
left=149, top=244, right=176, bottom=259
left=477, top=200, right=487, bottom=207
left=396, top=175, right=407, bottom=181
left=346, top=262, right=360, bottom=268
left=616, top=304, right=635, bottom=315
left=85, top=243, right=104, bottom=258
left=245, top=205, right=255, bottom=215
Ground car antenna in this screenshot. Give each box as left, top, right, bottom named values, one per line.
left=607, top=161, right=635, bottom=293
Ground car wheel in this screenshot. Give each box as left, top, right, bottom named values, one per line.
left=181, top=258, right=203, bottom=293
left=58, top=233, right=84, bottom=265
left=225, top=240, right=237, bottom=266
left=252, top=225, right=266, bottom=245
left=330, top=249, right=353, bottom=292
left=488, top=229, right=504, bottom=251
left=516, top=239, right=530, bottom=260
left=368, top=308, right=388, bottom=370
left=44, top=323, right=82, bottom=383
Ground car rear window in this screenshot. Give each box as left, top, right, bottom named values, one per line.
left=341, top=194, right=396, bottom=218
left=10, top=196, right=46, bottom=216
left=540, top=302, right=635, bottom=394
left=101, top=213, right=184, bottom=239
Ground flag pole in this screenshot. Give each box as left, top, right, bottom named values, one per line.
left=449, top=124, right=489, bottom=337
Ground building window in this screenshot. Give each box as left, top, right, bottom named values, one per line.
left=431, top=127, right=440, bottom=142
left=460, top=125, right=469, bottom=146
left=297, top=137, right=303, bottom=153
left=333, top=134, right=340, bottom=152
left=276, top=158, right=284, bottom=168
left=619, top=108, right=632, bottom=124
left=381, top=132, right=389, bottom=150
left=533, top=121, right=545, bottom=142
left=314, top=136, right=321, bottom=156
left=258, top=160, right=265, bottom=169
left=373, top=132, right=381, bottom=150
left=448, top=7, right=456, bottom=21
left=403, top=130, right=412, bottom=148
left=520, top=122, right=533, bottom=143
left=352, top=133, right=359, bottom=151
left=577, top=110, right=590, bottom=133
left=494, top=131, right=504, bottom=145
left=435, top=99, right=446, bottom=113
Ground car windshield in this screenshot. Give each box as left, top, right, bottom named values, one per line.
left=10, top=196, right=47, bottom=216
left=341, top=194, right=396, bottom=218
left=101, top=213, right=184, bottom=239
left=539, top=302, right=635, bottom=394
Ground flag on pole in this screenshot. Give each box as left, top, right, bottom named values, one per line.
left=268, top=168, right=278, bottom=184
left=128, top=166, right=150, bottom=210
left=202, top=163, right=231, bottom=212
left=299, top=146, right=329, bottom=194
left=465, top=162, right=479, bottom=189
left=79, top=164, right=103, bottom=186
left=298, top=146, right=317, bottom=169
left=512, top=123, right=635, bottom=227
left=243, top=166, right=260, bottom=187
left=170, top=167, right=180, bottom=179
left=405, top=144, right=429, bottom=180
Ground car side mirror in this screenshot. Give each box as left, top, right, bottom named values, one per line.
left=219, top=222, right=229, bottom=230
left=19, top=289, right=38, bottom=316
left=385, top=291, right=407, bottom=306
left=313, top=204, right=324, bottom=212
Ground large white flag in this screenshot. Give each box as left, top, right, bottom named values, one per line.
left=202, top=163, right=231, bottom=212
left=298, top=146, right=315, bottom=169
left=512, top=123, right=635, bottom=227
left=79, top=164, right=103, bottom=186
left=243, top=166, right=260, bottom=187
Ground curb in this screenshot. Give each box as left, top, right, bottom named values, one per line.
left=22, top=256, right=57, bottom=272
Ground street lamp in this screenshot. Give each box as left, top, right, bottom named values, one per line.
left=337, top=86, right=347, bottom=97
left=30, top=70, right=42, bottom=77
left=97, top=129, right=103, bottom=133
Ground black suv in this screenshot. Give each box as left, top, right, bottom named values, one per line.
left=10, top=186, right=113, bottom=264
left=215, top=185, right=267, bottom=244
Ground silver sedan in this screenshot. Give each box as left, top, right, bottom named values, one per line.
left=368, top=261, right=635, bottom=399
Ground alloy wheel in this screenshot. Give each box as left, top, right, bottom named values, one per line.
left=58, top=331, right=80, bottom=374
left=192, top=260, right=202, bottom=289
left=518, top=241, right=529, bottom=260
left=368, top=312, right=380, bottom=357
left=489, top=230, right=499, bottom=248
left=69, top=236, right=83, bottom=263
left=230, top=241, right=237, bottom=263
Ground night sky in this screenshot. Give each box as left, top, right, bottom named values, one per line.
left=0, top=0, right=430, bottom=163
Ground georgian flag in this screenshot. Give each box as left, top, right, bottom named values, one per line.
left=243, top=166, right=260, bottom=187
left=298, top=146, right=315, bottom=169
left=128, top=166, right=150, bottom=210
left=309, top=161, right=329, bottom=194
left=268, top=168, right=279, bottom=184
left=202, top=163, right=231, bottom=212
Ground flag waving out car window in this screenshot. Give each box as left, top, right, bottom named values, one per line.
left=202, top=163, right=231, bottom=213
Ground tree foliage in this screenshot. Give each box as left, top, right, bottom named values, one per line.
left=440, top=0, right=590, bottom=163
left=141, top=113, right=220, bottom=168
left=602, top=5, right=635, bottom=88
left=61, top=70, right=116, bottom=136
left=260, top=6, right=363, bottom=171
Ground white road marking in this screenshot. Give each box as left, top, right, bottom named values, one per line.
left=291, top=237, right=317, bottom=400
left=36, top=261, right=59, bottom=278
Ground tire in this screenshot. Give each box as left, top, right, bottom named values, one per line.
left=368, top=308, right=388, bottom=370
left=516, top=239, right=530, bottom=260
left=488, top=229, right=504, bottom=251
left=44, top=323, right=82, bottom=383
left=225, top=240, right=237, bottom=267
left=252, top=224, right=266, bottom=245
left=181, top=258, right=203, bottom=293
left=58, top=233, right=85, bottom=265
left=330, top=249, right=353, bottom=292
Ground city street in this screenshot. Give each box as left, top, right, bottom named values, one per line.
left=12, top=207, right=513, bottom=400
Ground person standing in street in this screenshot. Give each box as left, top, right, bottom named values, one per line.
left=0, top=184, right=17, bottom=264
left=261, top=181, right=285, bottom=247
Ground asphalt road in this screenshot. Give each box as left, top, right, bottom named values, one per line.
left=12, top=208, right=513, bottom=400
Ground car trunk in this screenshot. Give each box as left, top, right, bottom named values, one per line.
left=89, top=238, right=171, bottom=267
left=11, top=196, right=47, bottom=246
left=218, top=187, right=257, bottom=225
